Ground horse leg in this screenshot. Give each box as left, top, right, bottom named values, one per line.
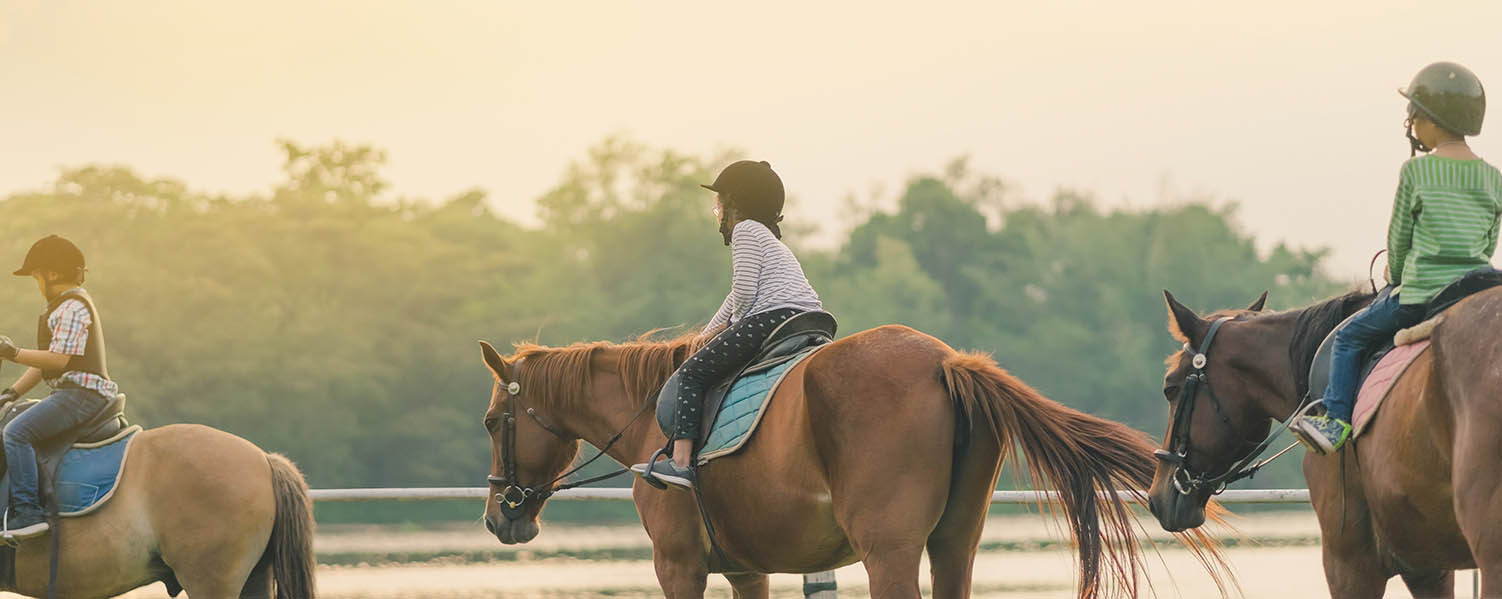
left=926, top=419, right=1003, bottom=598
left=854, top=544, right=925, bottom=599
left=1451, top=419, right=1502, bottom=596
left=832, top=467, right=941, bottom=599
left=836, top=443, right=948, bottom=599
left=724, top=572, right=770, bottom=599
left=238, top=550, right=274, bottom=599
left=1307, top=456, right=1390, bottom=598
left=1400, top=569, right=1454, bottom=598
left=652, top=551, right=709, bottom=599
left=166, top=523, right=271, bottom=598
left=1320, top=538, right=1391, bottom=598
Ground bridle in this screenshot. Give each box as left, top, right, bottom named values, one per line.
left=486, top=362, right=655, bottom=521
left=1154, top=316, right=1301, bottom=496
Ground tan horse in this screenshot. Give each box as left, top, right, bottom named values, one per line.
left=5, top=424, right=315, bottom=598
left=479, top=325, right=1230, bottom=599
left=1148, top=288, right=1502, bottom=597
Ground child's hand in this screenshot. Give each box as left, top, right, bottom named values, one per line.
left=0, top=336, right=16, bottom=361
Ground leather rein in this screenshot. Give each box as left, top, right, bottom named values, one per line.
left=486, top=363, right=655, bottom=521
left=1154, top=316, right=1302, bottom=496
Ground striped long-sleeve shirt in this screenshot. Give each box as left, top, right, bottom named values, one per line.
left=706, top=220, right=823, bottom=332
left=1388, top=155, right=1502, bottom=305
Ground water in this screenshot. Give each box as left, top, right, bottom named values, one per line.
left=8, top=513, right=1468, bottom=598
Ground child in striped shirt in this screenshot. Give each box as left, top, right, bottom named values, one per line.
left=632, top=160, right=822, bottom=488
left=1293, top=62, right=1500, bottom=455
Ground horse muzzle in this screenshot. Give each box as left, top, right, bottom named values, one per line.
left=1147, top=479, right=1208, bottom=533
left=484, top=514, right=540, bottom=545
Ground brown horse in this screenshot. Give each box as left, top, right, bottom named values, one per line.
left=1148, top=288, right=1502, bottom=597
left=3, top=424, right=316, bottom=598
left=479, top=324, right=1229, bottom=598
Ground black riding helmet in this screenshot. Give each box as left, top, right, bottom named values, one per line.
left=702, top=160, right=785, bottom=245
left=13, top=235, right=87, bottom=282
left=1401, top=62, right=1486, bottom=155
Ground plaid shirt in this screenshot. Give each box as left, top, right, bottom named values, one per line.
left=46, top=298, right=118, bottom=398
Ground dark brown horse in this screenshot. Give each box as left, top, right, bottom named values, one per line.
left=1148, top=288, right=1502, bottom=597
left=479, top=324, right=1229, bottom=598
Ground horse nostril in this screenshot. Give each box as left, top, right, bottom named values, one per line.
left=484, top=517, right=497, bottom=535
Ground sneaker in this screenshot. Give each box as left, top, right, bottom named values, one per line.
left=1291, top=415, right=1351, bottom=456
left=4, top=511, right=49, bottom=541
left=630, top=459, right=695, bottom=489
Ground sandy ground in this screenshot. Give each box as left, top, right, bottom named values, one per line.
left=8, top=512, right=1479, bottom=598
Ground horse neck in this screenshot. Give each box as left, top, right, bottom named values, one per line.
left=1242, top=311, right=1304, bottom=422
left=559, top=351, right=666, bottom=466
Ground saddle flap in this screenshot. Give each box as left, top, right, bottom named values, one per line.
left=1307, top=289, right=1396, bottom=404
left=655, top=312, right=837, bottom=442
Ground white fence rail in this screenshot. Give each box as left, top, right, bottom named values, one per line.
left=309, top=486, right=1333, bottom=599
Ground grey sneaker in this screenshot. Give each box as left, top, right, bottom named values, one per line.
left=1291, top=415, right=1351, bottom=456
left=630, top=459, right=694, bottom=489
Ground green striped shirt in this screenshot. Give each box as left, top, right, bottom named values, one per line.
left=1388, top=155, right=1502, bottom=304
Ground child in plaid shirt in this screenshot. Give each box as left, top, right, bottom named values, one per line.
left=0, top=235, right=117, bottom=539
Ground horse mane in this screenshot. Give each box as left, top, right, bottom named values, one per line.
left=507, top=328, right=716, bottom=409
left=1287, top=289, right=1377, bottom=402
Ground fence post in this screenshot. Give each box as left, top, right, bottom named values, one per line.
left=804, top=571, right=837, bottom=598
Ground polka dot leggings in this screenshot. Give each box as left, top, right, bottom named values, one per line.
left=674, top=308, right=802, bottom=440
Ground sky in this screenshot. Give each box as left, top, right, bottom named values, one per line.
left=3, top=0, right=1501, bottom=282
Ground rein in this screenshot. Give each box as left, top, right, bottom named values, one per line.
left=1154, top=316, right=1302, bottom=496
left=487, top=367, right=655, bottom=521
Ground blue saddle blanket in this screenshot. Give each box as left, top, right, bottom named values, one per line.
left=53, top=429, right=136, bottom=516
left=700, top=347, right=820, bottom=461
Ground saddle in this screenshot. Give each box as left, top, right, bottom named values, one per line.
left=0, top=393, right=129, bottom=530
left=655, top=311, right=838, bottom=447
left=1308, top=269, right=1502, bottom=411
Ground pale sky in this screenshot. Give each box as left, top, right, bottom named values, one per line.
left=3, top=1, right=1500, bottom=281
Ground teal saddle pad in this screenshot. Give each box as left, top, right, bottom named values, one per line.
left=700, top=347, right=820, bottom=460
left=54, top=428, right=136, bottom=515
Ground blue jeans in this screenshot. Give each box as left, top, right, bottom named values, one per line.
left=4, top=388, right=108, bottom=518
left=1321, top=289, right=1423, bottom=422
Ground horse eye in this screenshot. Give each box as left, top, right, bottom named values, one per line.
left=484, top=417, right=499, bottom=432
left=1163, top=386, right=1179, bottom=401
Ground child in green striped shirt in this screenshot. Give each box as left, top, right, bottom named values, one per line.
left=1293, top=62, right=1500, bottom=455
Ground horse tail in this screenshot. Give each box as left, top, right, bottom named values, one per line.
left=266, top=453, right=317, bottom=599
left=941, top=350, right=1233, bottom=599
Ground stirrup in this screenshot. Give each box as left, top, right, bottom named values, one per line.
left=1288, top=399, right=1325, bottom=452
left=638, top=443, right=672, bottom=490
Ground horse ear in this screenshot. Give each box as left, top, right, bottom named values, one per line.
left=478, top=341, right=510, bottom=381
left=1163, top=290, right=1208, bottom=345
left=1247, top=291, right=1269, bottom=312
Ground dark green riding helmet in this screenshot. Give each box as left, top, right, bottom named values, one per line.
left=1399, top=61, right=1486, bottom=136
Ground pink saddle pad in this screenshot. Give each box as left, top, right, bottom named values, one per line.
left=1352, top=340, right=1430, bottom=438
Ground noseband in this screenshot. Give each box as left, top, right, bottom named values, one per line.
left=487, top=365, right=655, bottom=522
left=1154, top=316, right=1300, bottom=496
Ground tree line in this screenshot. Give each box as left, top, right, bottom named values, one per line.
left=0, top=137, right=1341, bottom=489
